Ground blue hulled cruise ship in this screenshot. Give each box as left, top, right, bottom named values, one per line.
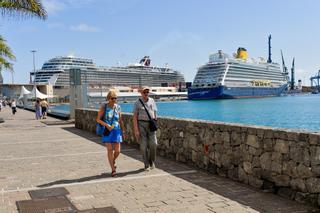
left=188, top=36, right=289, bottom=99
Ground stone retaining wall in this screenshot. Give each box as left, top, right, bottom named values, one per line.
left=75, top=108, right=320, bottom=207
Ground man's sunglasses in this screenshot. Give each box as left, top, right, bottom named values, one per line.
left=143, top=91, right=149, bottom=94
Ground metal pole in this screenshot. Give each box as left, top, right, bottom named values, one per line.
left=31, top=50, right=37, bottom=100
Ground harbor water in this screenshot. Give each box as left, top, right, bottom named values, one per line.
left=51, top=94, right=320, bottom=133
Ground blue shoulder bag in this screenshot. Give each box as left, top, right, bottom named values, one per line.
left=96, top=104, right=107, bottom=136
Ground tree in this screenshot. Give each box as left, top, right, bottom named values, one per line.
left=0, top=0, right=47, bottom=19
left=0, top=0, right=47, bottom=82
left=0, top=36, right=15, bottom=82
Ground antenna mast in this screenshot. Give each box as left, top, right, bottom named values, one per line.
left=267, top=35, right=272, bottom=63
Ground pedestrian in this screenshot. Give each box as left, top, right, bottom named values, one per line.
left=35, top=99, right=42, bottom=120
left=11, top=99, right=17, bottom=115
left=96, top=90, right=126, bottom=177
left=133, top=86, right=158, bottom=171
left=40, top=99, right=49, bottom=119
left=0, top=100, right=2, bottom=112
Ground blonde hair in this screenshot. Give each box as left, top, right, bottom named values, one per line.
left=107, top=89, right=117, bottom=100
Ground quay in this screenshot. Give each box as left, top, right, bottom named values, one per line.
left=0, top=107, right=318, bottom=212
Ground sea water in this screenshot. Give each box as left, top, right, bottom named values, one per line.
left=51, top=94, right=320, bottom=132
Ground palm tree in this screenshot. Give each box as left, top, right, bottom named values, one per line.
left=0, top=36, right=15, bottom=83
left=0, top=0, right=47, bottom=83
left=0, top=0, right=47, bottom=19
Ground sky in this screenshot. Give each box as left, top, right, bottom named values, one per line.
left=1, top=0, right=320, bottom=85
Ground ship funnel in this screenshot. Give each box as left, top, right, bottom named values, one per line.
left=139, top=56, right=151, bottom=66
left=236, top=47, right=247, bottom=60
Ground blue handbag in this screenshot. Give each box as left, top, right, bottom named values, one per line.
left=96, top=104, right=107, bottom=136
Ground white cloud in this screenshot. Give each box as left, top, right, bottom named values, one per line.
left=70, top=23, right=101, bottom=32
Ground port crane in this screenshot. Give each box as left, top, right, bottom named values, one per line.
left=310, top=70, right=320, bottom=93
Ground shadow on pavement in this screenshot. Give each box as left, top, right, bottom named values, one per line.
left=38, top=168, right=145, bottom=188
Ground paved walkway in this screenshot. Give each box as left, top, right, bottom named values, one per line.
left=0, top=107, right=318, bottom=213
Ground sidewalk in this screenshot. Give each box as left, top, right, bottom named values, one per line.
left=0, top=107, right=318, bottom=212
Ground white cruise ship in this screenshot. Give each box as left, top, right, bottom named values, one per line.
left=31, top=55, right=185, bottom=88
left=188, top=36, right=289, bottom=99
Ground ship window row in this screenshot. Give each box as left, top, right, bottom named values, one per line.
left=229, top=68, right=282, bottom=77
left=226, top=73, right=285, bottom=81
left=228, top=69, right=284, bottom=78
left=227, top=72, right=285, bottom=80
left=230, top=65, right=282, bottom=75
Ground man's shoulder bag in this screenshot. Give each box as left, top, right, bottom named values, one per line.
left=139, top=99, right=158, bottom=132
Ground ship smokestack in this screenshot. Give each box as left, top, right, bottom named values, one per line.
left=267, top=35, right=272, bottom=63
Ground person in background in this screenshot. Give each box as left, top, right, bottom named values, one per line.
left=35, top=99, right=42, bottom=120
left=41, top=99, right=49, bottom=119
left=96, top=90, right=126, bottom=177
left=11, top=99, right=17, bottom=115
left=133, top=86, right=158, bottom=171
left=0, top=100, right=2, bottom=112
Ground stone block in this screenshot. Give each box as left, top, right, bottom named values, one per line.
left=274, top=139, right=289, bottom=153
left=290, top=178, right=307, bottom=192
left=248, top=175, right=263, bottom=188
left=252, top=168, right=262, bottom=178
left=246, top=135, right=260, bottom=148
left=248, top=147, right=261, bottom=156
left=238, top=167, right=248, bottom=184
left=306, top=178, right=320, bottom=193
left=274, top=175, right=290, bottom=187
left=231, top=132, right=241, bottom=146
left=263, top=138, right=273, bottom=151
left=221, top=154, right=231, bottom=168
left=243, top=162, right=253, bottom=174
left=271, top=161, right=282, bottom=174
left=289, top=146, right=304, bottom=163
left=189, top=135, right=198, bottom=151
left=309, top=134, right=320, bottom=145
left=271, top=152, right=282, bottom=162
left=252, top=156, right=260, bottom=168
left=310, top=146, right=320, bottom=166
left=260, top=152, right=271, bottom=170
left=311, top=165, right=320, bottom=176
left=282, top=161, right=298, bottom=178
left=296, top=164, right=313, bottom=179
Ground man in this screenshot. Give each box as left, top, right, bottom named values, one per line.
left=40, top=99, right=49, bottom=119
left=133, top=86, right=158, bottom=171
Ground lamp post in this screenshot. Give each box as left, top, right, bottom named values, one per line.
left=31, top=50, right=37, bottom=100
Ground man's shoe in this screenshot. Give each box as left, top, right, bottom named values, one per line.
left=144, top=166, right=150, bottom=171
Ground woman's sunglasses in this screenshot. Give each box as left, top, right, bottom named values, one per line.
left=111, top=97, right=117, bottom=100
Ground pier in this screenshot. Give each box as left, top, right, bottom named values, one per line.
left=0, top=107, right=318, bottom=212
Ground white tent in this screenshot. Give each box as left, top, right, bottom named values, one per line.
left=30, top=86, right=49, bottom=99
left=18, top=86, right=31, bottom=100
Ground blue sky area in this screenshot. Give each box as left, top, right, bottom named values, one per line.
left=1, top=0, right=320, bottom=85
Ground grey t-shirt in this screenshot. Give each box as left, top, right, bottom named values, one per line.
left=133, top=97, right=157, bottom=121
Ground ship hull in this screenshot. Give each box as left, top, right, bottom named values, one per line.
left=188, top=84, right=287, bottom=100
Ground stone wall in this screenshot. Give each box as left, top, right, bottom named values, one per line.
left=75, top=108, right=320, bottom=207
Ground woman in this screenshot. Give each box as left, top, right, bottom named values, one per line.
left=11, top=99, right=17, bottom=115
left=96, top=90, right=125, bottom=177
left=35, top=99, right=42, bottom=119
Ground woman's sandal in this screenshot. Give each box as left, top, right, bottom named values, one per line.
left=113, top=160, right=117, bottom=169
left=111, top=170, right=117, bottom=177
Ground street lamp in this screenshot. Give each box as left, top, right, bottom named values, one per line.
left=31, top=50, right=37, bottom=100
